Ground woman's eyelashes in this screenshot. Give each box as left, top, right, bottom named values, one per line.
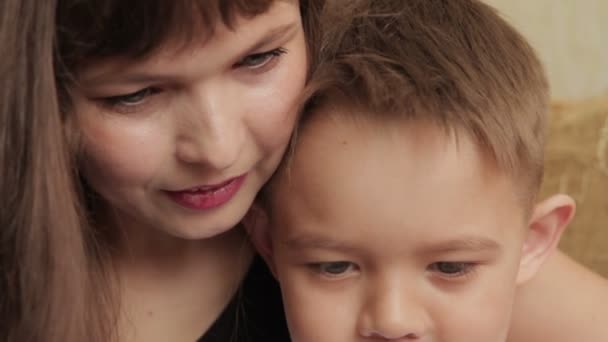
left=234, top=47, right=288, bottom=71
left=94, top=48, right=287, bottom=115
left=98, top=87, right=162, bottom=114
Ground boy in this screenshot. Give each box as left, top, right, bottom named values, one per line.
left=245, top=0, right=576, bottom=340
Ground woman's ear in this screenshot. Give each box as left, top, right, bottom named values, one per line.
left=242, top=203, right=277, bottom=277
left=517, top=194, right=575, bottom=284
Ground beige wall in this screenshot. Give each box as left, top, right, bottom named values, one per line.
left=485, top=0, right=608, bottom=100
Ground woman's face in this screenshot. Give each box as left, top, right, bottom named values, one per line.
left=71, top=0, right=307, bottom=240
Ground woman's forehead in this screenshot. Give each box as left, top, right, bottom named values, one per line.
left=57, top=0, right=278, bottom=69
left=74, top=6, right=303, bottom=85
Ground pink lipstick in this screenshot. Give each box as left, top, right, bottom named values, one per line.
left=166, top=174, right=247, bottom=210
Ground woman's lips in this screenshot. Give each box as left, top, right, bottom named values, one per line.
left=165, top=174, right=247, bottom=210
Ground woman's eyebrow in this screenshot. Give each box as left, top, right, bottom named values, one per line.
left=246, top=21, right=300, bottom=52
left=77, top=22, right=301, bottom=88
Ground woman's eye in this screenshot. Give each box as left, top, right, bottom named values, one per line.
left=429, top=262, right=475, bottom=277
left=104, top=87, right=156, bottom=106
left=311, top=261, right=358, bottom=277
left=236, top=47, right=287, bottom=69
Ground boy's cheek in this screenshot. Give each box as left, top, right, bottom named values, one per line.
left=279, top=271, right=357, bottom=341
left=269, top=247, right=295, bottom=281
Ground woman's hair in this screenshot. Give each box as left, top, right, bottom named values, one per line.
left=0, top=0, right=325, bottom=341
left=1, top=1, right=94, bottom=341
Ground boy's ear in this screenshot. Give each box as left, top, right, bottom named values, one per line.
left=517, top=194, right=575, bottom=284
left=242, top=202, right=277, bottom=276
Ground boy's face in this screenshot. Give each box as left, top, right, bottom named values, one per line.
left=266, top=112, right=531, bottom=342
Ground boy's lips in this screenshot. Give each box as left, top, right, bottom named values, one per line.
left=165, top=174, right=247, bottom=210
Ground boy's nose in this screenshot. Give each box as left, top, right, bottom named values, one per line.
left=358, top=283, right=429, bottom=340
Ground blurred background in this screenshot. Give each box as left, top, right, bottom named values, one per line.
left=486, top=0, right=608, bottom=100
left=487, top=0, right=608, bottom=276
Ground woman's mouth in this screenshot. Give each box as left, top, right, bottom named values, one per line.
left=165, top=174, right=247, bottom=210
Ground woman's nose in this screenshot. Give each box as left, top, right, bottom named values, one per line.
left=358, top=282, right=430, bottom=340
left=175, top=88, right=245, bottom=171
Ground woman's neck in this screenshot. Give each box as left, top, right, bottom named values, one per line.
left=111, top=218, right=253, bottom=342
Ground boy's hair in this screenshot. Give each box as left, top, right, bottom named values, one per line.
left=300, top=0, right=549, bottom=206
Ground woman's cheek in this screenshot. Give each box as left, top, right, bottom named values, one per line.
left=248, top=34, right=308, bottom=149
left=79, top=117, right=171, bottom=188
left=247, top=73, right=307, bottom=150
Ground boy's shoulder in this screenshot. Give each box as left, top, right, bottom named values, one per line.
left=508, top=251, right=608, bottom=342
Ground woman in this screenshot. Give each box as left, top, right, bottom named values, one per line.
left=1, top=0, right=605, bottom=341
left=1, top=0, right=321, bottom=341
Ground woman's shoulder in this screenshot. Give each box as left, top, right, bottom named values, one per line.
left=199, top=256, right=291, bottom=342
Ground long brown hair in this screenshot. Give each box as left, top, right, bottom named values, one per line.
left=0, top=1, right=325, bottom=341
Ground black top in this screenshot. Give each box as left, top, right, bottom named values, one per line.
left=198, top=256, right=291, bottom=342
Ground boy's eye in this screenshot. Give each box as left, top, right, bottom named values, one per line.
left=429, top=262, right=475, bottom=277
left=310, top=261, right=359, bottom=277
left=236, top=47, right=287, bottom=69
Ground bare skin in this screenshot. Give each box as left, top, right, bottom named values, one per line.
left=117, top=228, right=252, bottom=342
left=509, top=250, right=608, bottom=342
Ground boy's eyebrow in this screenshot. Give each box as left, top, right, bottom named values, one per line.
left=282, top=235, right=360, bottom=253
left=418, top=236, right=502, bottom=255
left=282, top=234, right=501, bottom=254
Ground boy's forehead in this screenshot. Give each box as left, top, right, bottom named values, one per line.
left=293, top=104, right=451, bottom=159
left=269, top=108, right=527, bottom=256
left=269, top=104, right=529, bottom=227
left=276, top=103, right=532, bottom=208
left=282, top=106, right=494, bottom=187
